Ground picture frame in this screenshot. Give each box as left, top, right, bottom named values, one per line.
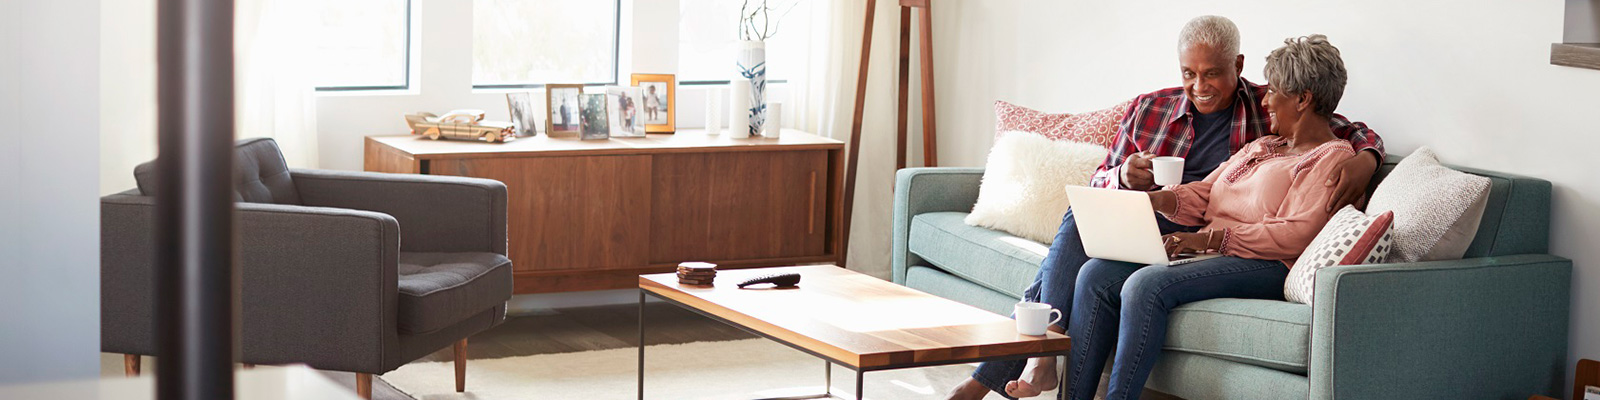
left=505, top=92, right=538, bottom=137
left=579, top=93, right=610, bottom=140
left=629, top=73, right=676, bottom=133
left=545, top=84, right=584, bottom=136
left=605, top=86, right=646, bottom=138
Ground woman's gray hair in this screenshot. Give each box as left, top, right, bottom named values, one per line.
left=1177, top=15, right=1240, bottom=58
left=1263, top=34, right=1347, bottom=117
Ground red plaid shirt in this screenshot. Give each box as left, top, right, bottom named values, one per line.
left=1089, top=77, right=1384, bottom=189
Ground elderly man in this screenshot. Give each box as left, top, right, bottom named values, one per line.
left=944, top=16, right=1385, bottom=400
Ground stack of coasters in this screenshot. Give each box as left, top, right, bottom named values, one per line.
left=677, top=262, right=718, bottom=285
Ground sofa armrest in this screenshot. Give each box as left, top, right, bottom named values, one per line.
left=101, top=193, right=403, bottom=373
left=291, top=169, right=507, bottom=255
left=891, top=167, right=984, bottom=284
left=1308, top=254, right=1571, bottom=400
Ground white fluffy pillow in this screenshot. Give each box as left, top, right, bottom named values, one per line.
left=964, top=131, right=1108, bottom=244
left=1366, top=147, right=1491, bottom=262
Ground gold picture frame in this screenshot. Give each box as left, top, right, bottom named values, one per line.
left=630, top=73, right=676, bottom=133
left=545, top=84, right=584, bottom=136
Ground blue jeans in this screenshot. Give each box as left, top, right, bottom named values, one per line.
left=969, top=209, right=1198, bottom=399
left=1063, top=256, right=1286, bottom=400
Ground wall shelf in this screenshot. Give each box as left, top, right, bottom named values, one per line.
left=1551, top=43, right=1600, bottom=70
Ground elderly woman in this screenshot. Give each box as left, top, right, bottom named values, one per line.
left=995, top=35, right=1357, bottom=400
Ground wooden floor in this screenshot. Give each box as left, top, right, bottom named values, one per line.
left=319, top=301, right=1179, bottom=400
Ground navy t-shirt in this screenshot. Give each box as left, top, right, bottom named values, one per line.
left=1184, top=104, right=1235, bottom=183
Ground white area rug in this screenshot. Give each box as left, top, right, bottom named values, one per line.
left=383, top=339, right=1050, bottom=399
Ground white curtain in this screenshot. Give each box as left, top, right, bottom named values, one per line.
left=98, top=0, right=321, bottom=194
left=235, top=0, right=320, bottom=168
left=793, top=0, right=907, bottom=280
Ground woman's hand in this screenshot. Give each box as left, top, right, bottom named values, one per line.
left=1162, top=231, right=1216, bottom=257
left=1148, top=190, right=1178, bottom=215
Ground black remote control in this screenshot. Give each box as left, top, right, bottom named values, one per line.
left=737, top=273, right=801, bottom=288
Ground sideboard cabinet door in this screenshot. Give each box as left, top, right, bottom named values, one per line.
left=650, top=150, right=829, bottom=264
left=432, top=156, right=653, bottom=274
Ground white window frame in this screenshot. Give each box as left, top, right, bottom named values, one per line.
left=470, top=0, right=623, bottom=90
left=314, top=0, right=417, bottom=92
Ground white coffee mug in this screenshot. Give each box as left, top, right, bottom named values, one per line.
left=1014, top=301, right=1063, bottom=336
left=1150, top=156, right=1185, bottom=187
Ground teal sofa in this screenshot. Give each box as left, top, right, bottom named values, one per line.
left=891, top=157, right=1571, bottom=399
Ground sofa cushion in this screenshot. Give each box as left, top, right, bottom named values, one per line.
left=993, top=99, right=1131, bottom=148
left=1286, top=206, right=1395, bottom=305
left=1367, top=147, right=1490, bottom=262
left=965, top=131, right=1106, bottom=244
left=903, top=265, right=1020, bottom=316
left=1165, top=298, right=1312, bottom=374
left=396, top=252, right=514, bottom=334
left=909, top=211, right=1046, bottom=297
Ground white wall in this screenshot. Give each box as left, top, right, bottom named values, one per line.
left=100, top=0, right=157, bottom=194
left=0, top=0, right=102, bottom=384
left=931, top=0, right=1600, bottom=392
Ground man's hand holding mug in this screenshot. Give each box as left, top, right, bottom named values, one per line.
left=1121, top=152, right=1157, bottom=190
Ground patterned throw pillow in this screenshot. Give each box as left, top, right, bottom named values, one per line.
left=993, top=99, right=1132, bottom=148
left=1365, top=147, right=1491, bottom=262
left=1284, top=206, right=1395, bottom=305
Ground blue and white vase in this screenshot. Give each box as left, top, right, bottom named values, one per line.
left=736, top=40, right=766, bottom=137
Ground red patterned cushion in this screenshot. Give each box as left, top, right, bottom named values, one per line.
left=993, top=99, right=1133, bottom=148
left=1285, top=206, right=1396, bottom=305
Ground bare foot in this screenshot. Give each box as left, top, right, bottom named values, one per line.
left=1004, top=356, right=1058, bottom=398
left=944, top=377, right=990, bottom=400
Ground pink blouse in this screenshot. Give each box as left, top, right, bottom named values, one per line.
left=1163, top=136, right=1357, bottom=268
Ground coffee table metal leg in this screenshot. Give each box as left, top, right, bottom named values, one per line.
left=824, top=361, right=831, bottom=396
left=638, top=290, right=646, bottom=400
left=854, top=370, right=864, bottom=400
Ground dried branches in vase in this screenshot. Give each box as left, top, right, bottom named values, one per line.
left=735, top=0, right=798, bottom=137
left=738, top=0, right=800, bottom=41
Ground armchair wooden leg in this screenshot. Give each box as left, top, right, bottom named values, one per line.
left=355, top=373, right=372, bottom=399
left=454, top=339, right=467, bottom=392
left=123, top=354, right=140, bottom=377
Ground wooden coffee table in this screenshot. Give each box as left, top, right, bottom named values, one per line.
left=638, top=265, right=1071, bottom=399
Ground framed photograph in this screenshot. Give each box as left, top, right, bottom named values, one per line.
left=545, top=84, right=584, bottom=136
left=605, top=86, right=646, bottom=138
left=629, top=73, right=676, bottom=133
left=579, top=93, right=609, bottom=140
left=505, top=92, right=538, bottom=137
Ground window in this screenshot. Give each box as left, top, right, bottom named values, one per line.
left=678, top=0, right=814, bottom=83
left=311, top=0, right=411, bottom=90
left=472, top=0, right=620, bottom=88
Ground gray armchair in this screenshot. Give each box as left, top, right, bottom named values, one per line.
left=102, top=138, right=512, bottom=398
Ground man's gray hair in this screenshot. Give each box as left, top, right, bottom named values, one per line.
left=1263, top=34, right=1347, bottom=117
left=1177, top=15, right=1240, bottom=58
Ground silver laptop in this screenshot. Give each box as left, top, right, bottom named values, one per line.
left=1063, top=186, right=1220, bottom=266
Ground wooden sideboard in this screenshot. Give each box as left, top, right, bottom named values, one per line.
left=365, top=129, right=846, bottom=294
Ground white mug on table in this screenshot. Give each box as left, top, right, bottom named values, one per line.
left=1014, top=301, right=1062, bottom=336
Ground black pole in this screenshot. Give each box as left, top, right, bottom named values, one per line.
left=154, top=0, right=237, bottom=398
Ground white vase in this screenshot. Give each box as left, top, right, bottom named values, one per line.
left=726, top=80, right=751, bottom=139
left=764, top=102, right=782, bottom=138
left=736, top=40, right=766, bottom=137
left=704, top=89, right=722, bottom=135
